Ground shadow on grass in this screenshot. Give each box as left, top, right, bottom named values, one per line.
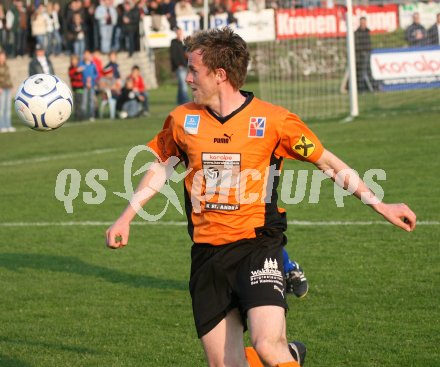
left=0, top=253, right=187, bottom=291
left=0, top=354, right=32, bottom=367
left=0, top=335, right=97, bottom=356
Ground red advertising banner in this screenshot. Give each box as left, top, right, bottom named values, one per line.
left=276, top=4, right=398, bottom=40
left=351, top=5, right=399, bottom=34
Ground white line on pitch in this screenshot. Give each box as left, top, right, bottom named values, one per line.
left=0, top=147, right=125, bottom=167
left=0, top=220, right=438, bottom=227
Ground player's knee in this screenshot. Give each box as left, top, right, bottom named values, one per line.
left=253, top=335, right=288, bottom=365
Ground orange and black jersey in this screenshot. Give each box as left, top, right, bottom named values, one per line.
left=148, top=92, right=324, bottom=246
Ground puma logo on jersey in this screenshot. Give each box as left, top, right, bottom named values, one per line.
left=213, top=133, right=233, bottom=144
left=274, top=285, right=285, bottom=299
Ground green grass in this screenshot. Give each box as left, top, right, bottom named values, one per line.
left=0, top=84, right=439, bottom=366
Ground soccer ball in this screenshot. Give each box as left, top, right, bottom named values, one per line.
left=14, top=74, right=73, bottom=131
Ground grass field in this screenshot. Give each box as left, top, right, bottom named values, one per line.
left=0, top=84, right=439, bottom=367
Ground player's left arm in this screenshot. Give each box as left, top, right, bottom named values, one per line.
left=314, top=149, right=416, bottom=232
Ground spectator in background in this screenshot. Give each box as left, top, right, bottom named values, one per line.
left=112, top=3, right=124, bottom=52
left=160, top=0, right=177, bottom=30
left=101, top=51, right=122, bottom=101
left=355, top=16, right=374, bottom=92
left=230, top=0, right=247, bottom=13
left=44, top=2, right=55, bottom=55
left=405, top=12, right=427, bottom=47
left=116, top=77, right=144, bottom=118
left=14, top=1, right=28, bottom=56
left=99, top=54, right=121, bottom=120
left=128, top=64, right=149, bottom=115
left=64, top=0, right=82, bottom=54
left=247, top=0, right=265, bottom=12
left=6, top=0, right=19, bottom=58
left=82, top=0, right=97, bottom=52
left=209, top=0, right=224, bottom=17
left=137, top=0, right=149, bottom=17
left=50, top=2, right=63, bottom=56
left=95, top=0, right=117, bottom=54
left=121, top=0, right=140, bottom=56
left=92, top=49, right=104, bottom=79
left=170, top=27, right=190, bottom=105
left=175, top=0, right=195, bottom=17
left=427, top=13, right=440, bottom=45
left=31, top=4, right=48, bottom=50
left=79, top=50, right=98, bottom=121
left=68, top=13, right=86, bottom=58
left=29, top=43, right=55, bottom=75
left=68, top=54, right=84, bottom=121
left=103, top=51, right=121, bottom=82
left=0, top=50, right=14, bottom=133
left=209, top=0, right=236, bottom=26
left=148, top=0, right=163, bottom=32
left=66, top=0, right=83, bottom=24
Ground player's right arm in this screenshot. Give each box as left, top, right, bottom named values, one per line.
left=106, top=114, right=180, bottom=249
left=105, top=159, right=174, bottom=249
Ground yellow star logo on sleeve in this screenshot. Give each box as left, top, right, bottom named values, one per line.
left=293, top=135, right=315, bottom=158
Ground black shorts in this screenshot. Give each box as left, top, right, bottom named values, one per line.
left=189, top=229, right=288, bottom=338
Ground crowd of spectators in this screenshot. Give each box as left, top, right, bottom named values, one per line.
left=405, top=12, right=440, bottom=46
left=2, top=0, right=440, bottom=60
left=0, top=0, right=147, bottom=59
left=67, top=48, right=149, bottom=121
left=0, top=0, right=310, bottom=59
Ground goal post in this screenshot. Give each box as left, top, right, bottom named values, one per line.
left=346, top=0, right=359, bottom=118
left=256, top=8, right=351, bottom=120
left=256, top=1, right=440, bottom=121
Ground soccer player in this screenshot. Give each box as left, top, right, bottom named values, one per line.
left=106, top=28, right=416, bottom=367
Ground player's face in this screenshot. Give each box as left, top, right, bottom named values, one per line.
left=186, top=50, right=219, bottom=107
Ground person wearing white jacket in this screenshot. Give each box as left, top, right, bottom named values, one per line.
left=31, top=4, right=48, bottom=50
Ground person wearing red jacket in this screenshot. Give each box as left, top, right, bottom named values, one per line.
left=92, top=50, right=104, bottom=81
left=128, top=65, right=149, bottom=116
left=68, top=54, right=84, bottom=121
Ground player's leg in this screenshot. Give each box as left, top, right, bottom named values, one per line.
left=280, top=313, right=307, bottom=366
left=282, top=248, right=308, bottom=298
left=247, top=305, right=300, bottom=367
left=191, top=243, right=248, bottom=367
left=200, top=308, right=248, bottom=367
left=245, top=343, right=306, bottom=367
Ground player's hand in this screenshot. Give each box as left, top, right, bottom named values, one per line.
left=378, top=203, right=416, bottom=232
left=105, top=218, right=130, bottom=249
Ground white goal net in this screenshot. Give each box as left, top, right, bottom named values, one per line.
left=256, top=1, right=440, bottom=120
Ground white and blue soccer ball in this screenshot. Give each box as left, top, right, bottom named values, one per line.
left=14, top=74, right=73, bottom=131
